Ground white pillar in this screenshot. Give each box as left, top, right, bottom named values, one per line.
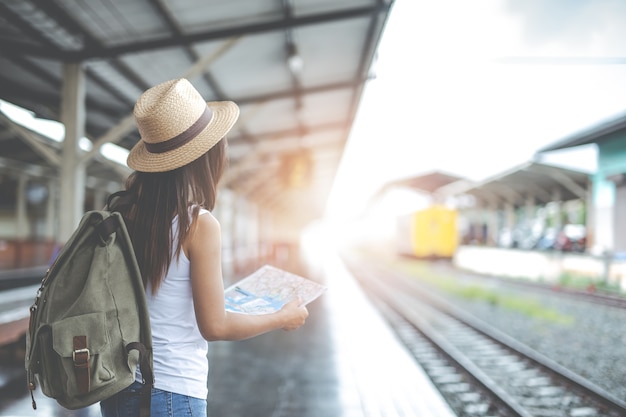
left=59, top=63, right=87, bottom=242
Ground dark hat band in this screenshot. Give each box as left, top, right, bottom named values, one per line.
left=144, top=106, right=213, bottom=154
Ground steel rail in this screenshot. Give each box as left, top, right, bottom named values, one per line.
left=344, top=255, right=626, bottom=417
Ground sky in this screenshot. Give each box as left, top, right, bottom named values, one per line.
left=326, top=0, right=626, bottom=220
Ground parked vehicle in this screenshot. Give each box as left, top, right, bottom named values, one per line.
left=397, top=206, right=458, bottom=259
left=554, top=224, right=586, bottom=252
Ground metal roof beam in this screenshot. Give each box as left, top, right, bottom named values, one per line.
left=346, top=0, right=389, bottom=135
left=2, top=65, right=364, bottom=121
left=235, top=78, right=367, bottom=105
left=531, top=165, right=588, bottom=200
left=0, top=155, right=56, bottom=178
left=508, top=178, right=552, bottom=202
left=1, top=4, right=391, bottom=60
left=0, top=111, right=61, bottom=166
left=478, top=183, right=522, bottom=206
left=0, top=78, right=125, bottom=120
left=229, top=120, right=345, bottom=145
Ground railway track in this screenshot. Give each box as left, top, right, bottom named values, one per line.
left=430, top=261, right=626, bottom=310
left=344, top=257, right=626, bottom=417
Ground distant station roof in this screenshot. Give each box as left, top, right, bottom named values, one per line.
left=383, top=171, right=464, bottom=194
left=436, top=162, right=590, bottom=207
left=538, top=112, right=626, bottom=152
left=0, top=0, right=393, bottom=226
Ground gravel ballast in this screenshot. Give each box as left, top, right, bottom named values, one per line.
left=424, top=266, right=626, bottom=401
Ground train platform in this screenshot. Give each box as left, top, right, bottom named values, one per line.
left=0, top=252, right=456, bottom=417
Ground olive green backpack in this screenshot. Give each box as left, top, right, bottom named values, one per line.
left=25, top=210, right=153, bottom=416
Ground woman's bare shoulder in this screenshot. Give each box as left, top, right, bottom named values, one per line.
left=189, top=210, right=220, bottom=249
left=182, top=209, right=220, bottom=259
left=196, top=209, right=219, bottom=229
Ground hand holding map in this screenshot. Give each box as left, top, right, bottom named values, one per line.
left=224, top=265, right=327, bottom=315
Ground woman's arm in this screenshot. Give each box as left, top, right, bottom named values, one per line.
left=187, top=212, right=308, bottom=341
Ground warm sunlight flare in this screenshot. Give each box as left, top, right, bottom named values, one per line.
left=326, top=0, right=626, bottom=226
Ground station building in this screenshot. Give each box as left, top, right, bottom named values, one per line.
left=381, top=112, right=626, bottom=291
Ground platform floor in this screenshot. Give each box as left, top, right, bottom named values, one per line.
left=0, top=253, right=455, bottom=417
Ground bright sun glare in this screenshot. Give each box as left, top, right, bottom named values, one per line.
left=326, top=0, right=626, bottom=229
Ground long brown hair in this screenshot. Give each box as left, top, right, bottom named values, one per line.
left=108, top=138, right=227, bottom=294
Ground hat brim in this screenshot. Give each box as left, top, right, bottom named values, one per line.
left=127, top=101, right=239, bottom=172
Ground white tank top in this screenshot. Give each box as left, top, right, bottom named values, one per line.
left=138, top=208, right=210, bottom=399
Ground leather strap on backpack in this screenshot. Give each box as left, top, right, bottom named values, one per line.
left=127, top=342, right=153, bottom=417
left=73, top=336, right=91, bottom=394
left=96, top=216, right=118, bottom=242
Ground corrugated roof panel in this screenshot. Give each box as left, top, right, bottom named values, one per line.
left=85, top=61, right=144, bottom=103
left=240, top=97, right=299, bottom=136
left=0, top=56, right=60, bottom=100
left=24, top=56, right=63, bottom=79
left=0, top=14, right=27, bottom=43
left=87, top=110, right=121, bottom=135
left=170, top=0, right=282, bottom=33
left=120, top=49, right=196, bottom=91
left=301, top=129, right=345, bottom=148
left=300, top=88, right=354, bottom=126
left=297, top=17, right=371, bottom=86
left=294, top=0, right=378, bottom=16
left=56, top=0, right=169, bottom=47
left=205, top=33, right=293, bottom=98
left=5, top=1, right=83, bottom=50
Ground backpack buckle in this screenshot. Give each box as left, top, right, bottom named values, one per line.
left=72, top=348, right=90, bottom=362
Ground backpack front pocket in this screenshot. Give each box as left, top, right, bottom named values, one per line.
left=49, top=312, right=115, bottom=398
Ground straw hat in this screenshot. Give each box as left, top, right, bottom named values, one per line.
left=127, top=78, right=239, bottom=172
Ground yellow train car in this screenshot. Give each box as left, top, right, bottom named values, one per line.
left=397, top=206, right=458, bottom=259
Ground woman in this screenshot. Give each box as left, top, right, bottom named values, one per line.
left=101, top=78, right=309, bottom=417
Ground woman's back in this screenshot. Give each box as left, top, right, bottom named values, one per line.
left=144, top=209, right=210, bottom=399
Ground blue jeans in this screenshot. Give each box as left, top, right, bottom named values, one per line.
left=101, top=381, right=207, bottom=417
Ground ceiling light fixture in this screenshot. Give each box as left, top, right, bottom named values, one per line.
left=287, top=42, right=303, bottom=75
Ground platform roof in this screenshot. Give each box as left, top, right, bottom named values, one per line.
left=0, top=0, right=393, bottom=227
left=436, top=161, right=590, bottom=208
left=538, top=112, right=626, bottom=152
left=381, top=171, right=464, bottom=195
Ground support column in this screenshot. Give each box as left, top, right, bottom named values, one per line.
left=59, top=63, right=86, bottom=242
